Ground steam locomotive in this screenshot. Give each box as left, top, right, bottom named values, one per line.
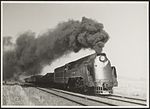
left=24, top=53, right=118, bottom=95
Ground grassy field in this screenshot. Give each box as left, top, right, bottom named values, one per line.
left=2, top=85, right=81, bottom=106
left=113, top=76, right=147, bottom=99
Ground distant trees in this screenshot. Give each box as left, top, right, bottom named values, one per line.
left=3, top=36, right=13, bottom=46
left=3, top=50, right=18, bottom=80
left=3, top=36, right=15, bottom=52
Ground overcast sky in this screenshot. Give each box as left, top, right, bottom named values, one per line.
left=2, top=2, right=149, bottom=81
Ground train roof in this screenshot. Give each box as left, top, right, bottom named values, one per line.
left=44, top=73, right=54, bottom=76
left=55, top=53, right=97, bottom=71
left=67, top=53, right=96, bottom=67
left=66, top=52, right=106, bottom=66
left=30, top=75, right=43, bottom=79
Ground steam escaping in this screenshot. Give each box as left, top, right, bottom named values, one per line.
left=3, top=17, right=109, bottom=80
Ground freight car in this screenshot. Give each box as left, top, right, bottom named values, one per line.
left=24, top=75, right=43, bottom=83
left=38, top=73, right=54, bottom=87
left=24, top=73, right=54, bottom=87
left=54, top=53, right=118, bottom=95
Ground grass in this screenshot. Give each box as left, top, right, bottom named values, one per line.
left=2, top=85, right=81, bottom=106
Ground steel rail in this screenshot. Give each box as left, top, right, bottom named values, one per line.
left=111, top=94, right=146, bottom=101
left=20, top=82, right=147, bottom=106
left=49, top=88, right=147, bottom=106
left=51, top=88, right=117, bottom=106
left=36, top=87, right=117, bottom=106
left=36, top=87, right=88, bottom=106
left=100, top=95, right=146, bottom=106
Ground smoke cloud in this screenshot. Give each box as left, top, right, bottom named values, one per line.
left=3, top=17, right=109, bottom=80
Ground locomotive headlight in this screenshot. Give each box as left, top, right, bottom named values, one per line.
left=99, top=56, right=106, bottom=62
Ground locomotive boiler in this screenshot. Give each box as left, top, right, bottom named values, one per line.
left=54, top=53, right=118, bottom=95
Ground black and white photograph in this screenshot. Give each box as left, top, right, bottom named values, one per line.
left=1, top=1, right=149, bottom=108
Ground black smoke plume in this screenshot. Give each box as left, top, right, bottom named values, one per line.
left=3, top=17, right=109, bottom=80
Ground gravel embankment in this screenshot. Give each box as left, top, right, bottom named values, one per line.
left=2, top=85, right=81, bottom=106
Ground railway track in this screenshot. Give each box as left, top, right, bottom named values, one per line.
left=35, top=87, right=147, bottom=106
left=97, top=94, right=146, bottom=106
left=36, top=87, right=116, bottom=106
left=111, top=94, right=146, bottom=101
left=5, top=82, right=147, bottom=106
left=109, top=94, right=146, bottom=105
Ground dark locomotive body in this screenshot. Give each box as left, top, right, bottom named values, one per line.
left=24, top=53, right=118, bottom=95
left=54, top=53, right=118, bottom=94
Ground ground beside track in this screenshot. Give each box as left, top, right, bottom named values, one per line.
left=2, top=85, right=82, bottom=106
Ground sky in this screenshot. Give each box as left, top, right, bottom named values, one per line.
left=2, top=2, right=149, bottom=81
